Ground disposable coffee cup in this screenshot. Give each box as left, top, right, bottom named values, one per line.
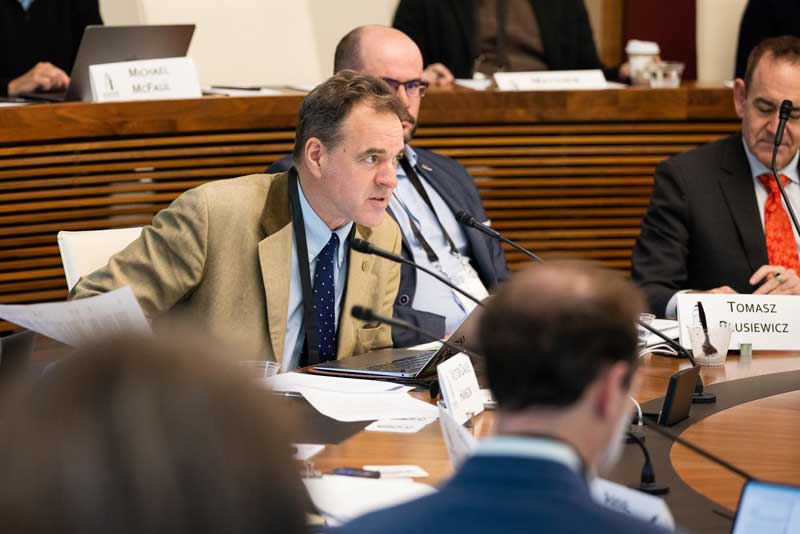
left=626, top=39, right=660, bottom=86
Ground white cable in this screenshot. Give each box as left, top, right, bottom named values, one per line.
left=629, top=395, right=643, bottom=426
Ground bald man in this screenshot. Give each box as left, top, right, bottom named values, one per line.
left=270, top=26, right=510, bottom=347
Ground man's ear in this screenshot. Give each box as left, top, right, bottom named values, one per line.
left=592, top=361, right=632, bottom=421
left=303, top=138, right=325, bottom=179
left=733, top=78, right=747, bottom=119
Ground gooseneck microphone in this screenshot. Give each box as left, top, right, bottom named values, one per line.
left=455, top=209, right=716, bottom=404
left=626, top=431, right=669, bottom=495
left=455, top=210, right=544, bottom=263
left=350, top=238, right=485, bottom=307
left=770, top=99, right=800, bottom=238
left=635, top=320, right=716, bottom=404
left=350, top=306, right=485, bottom=362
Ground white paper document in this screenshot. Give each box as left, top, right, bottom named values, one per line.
left=0, top=287, right=150, bottom=347
left=304, top=475, right=435, bottom=526
left=299, top=388, right=438, bottom=422
left=590, top=478, right=675, bottom=530
left=365, top=417, right=436, bottom=434
left=266, top=372, right=412, bottom=394
left=645, top=319, right=679, bottom=346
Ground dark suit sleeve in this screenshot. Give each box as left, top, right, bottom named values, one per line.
left=393, top=0, right=432, bottom=67
left=570, top=0, right=619, bottom=81
left=734, top=0, right=774, bottom=79
left=266, top=155, right=293, bottom=174
left=71, top=0, right=103, bottom=57
left=631, top=158, right=691, bottom=316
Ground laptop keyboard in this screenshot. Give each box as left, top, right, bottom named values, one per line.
left=366, top=353, right=433, bottom=373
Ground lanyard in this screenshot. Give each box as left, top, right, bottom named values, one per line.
left=288, top=168, right=320, bottom=364
left=398, top=158, right=460, bottom=264
left=288, top=168, right=354, bottom=365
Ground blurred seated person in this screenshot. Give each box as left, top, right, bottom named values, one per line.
left=393, top=0, right=626, bottom=86
left=0, top=333, right=308, bottom=534
left=335, top=262, right=672, bottom=534
left=735, top=0, right=800, bottom=79
left=0, top=0, right=102, bottom=97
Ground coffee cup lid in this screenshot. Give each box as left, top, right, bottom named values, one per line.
left=626, top=39, right=660, bottom=55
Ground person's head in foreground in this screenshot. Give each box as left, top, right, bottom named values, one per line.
left=0, top=334, right=308, bottom=534
left=480, top=260, right=644, bottom=476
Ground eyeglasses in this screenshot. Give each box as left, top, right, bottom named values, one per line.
left=381, top=77, right=428, bottom=98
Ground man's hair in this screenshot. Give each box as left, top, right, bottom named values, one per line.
left=479, top=261, right=645, bottom=411
left=745, top=35, right=800, bottom=90
left=292, top=69, right=409, bottom=163
left=334, top=26, right=365, bottom=73
left=0, top=334, right=307, bottom=534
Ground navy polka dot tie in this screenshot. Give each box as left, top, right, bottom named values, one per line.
left=312, top=233, right=339, bottom=363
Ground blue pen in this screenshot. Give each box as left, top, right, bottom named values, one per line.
left=332, top=467, right=381, bottom=479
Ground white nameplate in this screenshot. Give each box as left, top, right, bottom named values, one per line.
left=89, top=57, right=202, bottom=102
left=493, top=69, right=608, bottom=91
left=590, top=478, right=675, bottom=530
left=437, top=353, right=483, bottom=425
left=676, top=294, right=800, bottom=350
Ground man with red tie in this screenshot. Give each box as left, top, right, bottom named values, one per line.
left=632, top=36, right=800, bottom=317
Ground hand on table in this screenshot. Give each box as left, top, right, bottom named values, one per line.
left=7, top=62, right=69, bottom=96
left=750, top=265, right=800, bottom=295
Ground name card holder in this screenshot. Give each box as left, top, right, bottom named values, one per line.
left=436, top=353, right=484, bottom=425
left=89, top=57, right=202, bottom=102
left=493, top=69, right=608, bottom=91
left=676, top=294, right=800, bottom=350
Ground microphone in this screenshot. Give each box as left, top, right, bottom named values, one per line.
left=350, top=238, right=485, bottom=307
left=625, top=431, right=669, bottom=495
left=635, top=320, right=716, bottom=404
left=350, top=306, right=485, bottom=362
left=770, top=99, right=800, bottom=238
left=455, top=210, right=716, bottom=404
left=455, top=210, right=544, bottom=262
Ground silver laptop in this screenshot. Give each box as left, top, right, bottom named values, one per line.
left=21, top=24, right=195, bottom=102
left=309, top=303, right=486, bottom=379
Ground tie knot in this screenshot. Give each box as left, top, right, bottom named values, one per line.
left=759, top=173, right=790, bottom=193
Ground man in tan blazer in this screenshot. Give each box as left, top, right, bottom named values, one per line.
left=70, top=71, right=408, bottom=369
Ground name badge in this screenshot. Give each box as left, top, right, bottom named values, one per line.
left=451, top=261, right=489, bottom=314
left=437, top=353, right=483, bottom=425
left=493, top=69, right=607, bottom=91
left=676, top=294, right=800, bottom=350
left=89, top=57, right=202, bottom=102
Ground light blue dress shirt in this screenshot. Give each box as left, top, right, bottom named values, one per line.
left=282, top=182, right=353, bottom=370
left=389, top=145, right=473, bottom=335
left=18, top=0, right=34, bottom=11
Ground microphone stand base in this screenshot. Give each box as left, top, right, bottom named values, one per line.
left=631, top=483, right=670, bottom=496
left=692, top=392, right=716, bottom=404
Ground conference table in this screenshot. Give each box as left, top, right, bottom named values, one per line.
left=305, top=351, right=800, bottom=533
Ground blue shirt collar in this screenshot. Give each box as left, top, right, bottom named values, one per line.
left=473, top=435, right=583, bottom=474
left=397, top=145, right=418, bottom=179
left=742, top=138, right=800, bottom=184
left=297, top=180, right=352, bottom=268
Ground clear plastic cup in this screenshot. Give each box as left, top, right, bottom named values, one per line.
left=239, top=360, right=280, bottom=379
left=687, top=325, right=733, bottom=366
left=637, top=313, right=656, bottom=353
left=647, top=62, right=685, bottom=88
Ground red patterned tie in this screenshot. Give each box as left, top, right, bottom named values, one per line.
left=758, top=173, right=800, bottom=272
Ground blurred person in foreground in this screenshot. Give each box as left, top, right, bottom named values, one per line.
left=334, top=261, right=672, bottom=534
left=0, top=333, right=308, bottom=534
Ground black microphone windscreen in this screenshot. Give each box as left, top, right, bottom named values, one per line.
left=350, top=238, right=372, bottom=254
left=780, top=99, right=794, bottom=120
left=455, top=210, right=475, bottom=226
left=350, top=305, right=374, bottom=321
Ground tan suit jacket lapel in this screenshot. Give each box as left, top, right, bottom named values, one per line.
left=258, top=173, right=292, bottom=364
left=337, top=223, right=374, bottom=358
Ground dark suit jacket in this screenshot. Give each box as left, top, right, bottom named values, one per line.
left=632, top=134, right=770, bottom=315
left=734, top=0, right=800, bottom=79
left=267, top=150, right=510, bottom=347
left=0, top=0, right=102, bottom=96
left=392, top=0, right=617, bottom=80
left=332, top=456, right=673, bottom=534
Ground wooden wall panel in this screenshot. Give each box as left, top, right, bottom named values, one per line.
left=0, top=87, right=740, bottom=333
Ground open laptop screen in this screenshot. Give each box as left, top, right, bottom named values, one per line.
left=733, top=480, right=800, bottom=534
